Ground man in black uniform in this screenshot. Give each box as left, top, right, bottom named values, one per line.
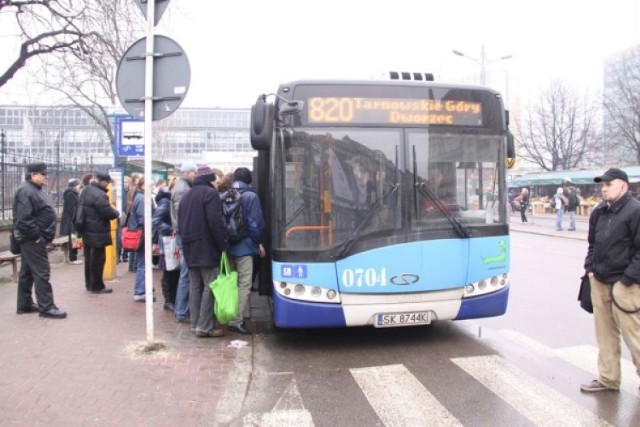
left=13, top=162, right=67, bottom=318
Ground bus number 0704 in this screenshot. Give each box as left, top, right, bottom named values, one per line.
left=341, top=268, right=387, bottom=288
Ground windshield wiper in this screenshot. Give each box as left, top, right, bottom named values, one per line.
left=285, top=203, right=305, bottom=227
left=332, top=183, right=399, bottom=259
left=416, top=183, right=470, bottom=238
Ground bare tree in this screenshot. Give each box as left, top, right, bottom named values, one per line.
left=515, top=80, right=601, bottom=171
left=0, top=0, right=90, bottom=88
left=603, top=50, right=640, bottom=164
left=37, top=1, right=144, bottom=155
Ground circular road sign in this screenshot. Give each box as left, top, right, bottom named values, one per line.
left=116, top=35, right=190, bottom=121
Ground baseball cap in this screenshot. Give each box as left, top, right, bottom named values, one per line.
left=96, top=171, right=112, bottom=183
left=594, top=168, right=629, bottom=183
left=27, top=162, right=48, bottom=174
left=180, top=162, right=198, bottom=173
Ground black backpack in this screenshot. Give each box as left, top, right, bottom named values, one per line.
left=222, top=188, right=249, bottom=244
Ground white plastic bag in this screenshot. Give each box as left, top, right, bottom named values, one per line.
left=162, top=235, right=180, bottom=271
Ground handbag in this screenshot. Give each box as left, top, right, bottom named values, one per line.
left=71, top=233, right=83, bottom=250
left=209, top=252, right=239, bottom=325
left=122, top=227, right=143, bottom=251
left=578, top=274, right=593, bottom=313
left=121, top=206, right=143, bottom=251
left=162, top=235, right=180, bottom=271
left=9, top=228, right=20, bottom=255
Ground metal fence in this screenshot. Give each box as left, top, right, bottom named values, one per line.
left=0, top=150, right=98, bottom=222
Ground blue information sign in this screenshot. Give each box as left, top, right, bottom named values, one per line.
left=117, top=117, right=145, bottom=157
left=281, top=264, right=308, bottom=279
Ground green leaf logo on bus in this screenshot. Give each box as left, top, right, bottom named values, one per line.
left=482, top=241, right=507, bottom=264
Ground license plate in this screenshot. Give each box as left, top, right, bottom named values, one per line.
left=375, top=311, right=432, bottom=328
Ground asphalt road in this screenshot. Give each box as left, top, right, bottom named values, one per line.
left=231, top=230, right=639, bottom=427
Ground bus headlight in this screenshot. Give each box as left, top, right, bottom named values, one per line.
left=463, top=274, right=509, bottom=298
left=274, top=281, right=341, bottom=303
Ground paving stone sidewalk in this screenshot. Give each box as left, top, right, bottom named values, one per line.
left=0, top=252, right=270, bottom=426
left=0, top=217, right=581, bottom=426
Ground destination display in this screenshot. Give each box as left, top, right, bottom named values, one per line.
left=307, top=97, right=483, bottom=126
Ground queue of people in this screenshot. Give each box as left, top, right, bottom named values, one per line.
left=13, top=162, right=265, bottom=339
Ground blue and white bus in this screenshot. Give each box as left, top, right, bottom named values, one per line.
left=250, top=76, right=515, bottom=328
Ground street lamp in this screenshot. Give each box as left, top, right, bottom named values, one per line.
left=452, top=45, right=512, bottom=86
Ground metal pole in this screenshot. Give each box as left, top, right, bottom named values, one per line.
left=480, top=45, right=487, bottom=86
left=144, top=0, right=156, bottom=343
left=1, top=129, right=5, bottom=220
left=56, top=138, right=60, bottom=211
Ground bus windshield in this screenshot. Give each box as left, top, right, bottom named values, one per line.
left=274, top=126, right=506, bottom=255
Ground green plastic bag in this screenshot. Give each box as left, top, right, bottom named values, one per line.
left=209, top=252, right=239, bottom=325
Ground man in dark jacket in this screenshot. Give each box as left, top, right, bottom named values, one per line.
left=178, top=165, right=228, bottom=337
left=81, top=171, right=120, bottom=294
left=581, top=168, right=640, bottom=393
left=13, top=162, right=67, bottom=318
left=60, top=178, right=82, bottom=264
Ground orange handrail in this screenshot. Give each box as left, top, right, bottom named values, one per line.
left=285, top=225, right=329, bottom=239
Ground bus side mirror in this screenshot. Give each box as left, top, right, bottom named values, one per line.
left=251, top=96, right=274, bottom=150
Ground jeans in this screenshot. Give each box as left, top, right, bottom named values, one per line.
left=134, top=247, right=145, bottom=296
left=174, top=235, right=191, bottom=320
left=568, top=210, right=576, bottom=230
left=555, top=208, right=564, bottom=230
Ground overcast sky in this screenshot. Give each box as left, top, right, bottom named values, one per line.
left=2, top=0, right=639, bottom=109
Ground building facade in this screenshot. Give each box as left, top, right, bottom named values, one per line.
left=0, top=105, right=253, bottom=171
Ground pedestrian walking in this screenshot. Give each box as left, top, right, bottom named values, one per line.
left=567, top=185, right=580, bottom=231
left=81, top=171, right=121, bottom=294
left=13, top=162, right=67, bottom=318
left=581, top=168, right=640, bottom=393
left=60, top=178, right=82, bottom=264
left=514, top=188, right=529, bottom=223
left=553, top=187, right=568, bottom=230
left=178, top=165, right=228, bottom=337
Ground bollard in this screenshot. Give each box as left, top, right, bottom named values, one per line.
left=103, top=185, right=118, bottom=280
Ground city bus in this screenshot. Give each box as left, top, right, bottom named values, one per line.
left=250, top=76, right=515, bottom=328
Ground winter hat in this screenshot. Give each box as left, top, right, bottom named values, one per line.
left=68, top=178, right=81, bottom=188
left=196, top=165, right=216, bottom=182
